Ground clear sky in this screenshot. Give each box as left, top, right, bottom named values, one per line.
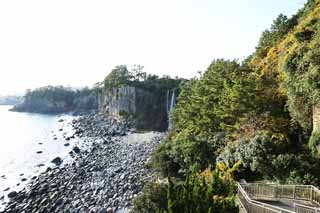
left=0, top=0, right=306, bottom=95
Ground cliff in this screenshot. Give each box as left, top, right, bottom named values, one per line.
left=99, top=85, right=176, bottom=131
left=99, top=86, right=137, bottom=116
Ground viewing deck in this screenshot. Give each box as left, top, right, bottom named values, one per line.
left=237, top=180, right=320, bottom=213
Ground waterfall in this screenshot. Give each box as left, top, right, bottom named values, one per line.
left=167, top=89, right=176, bottom=113
left=170, top=90, right=176, bottom=112
left=167, top=88, right=177, bottom=129
left=166, top=90, right=170, bottom=114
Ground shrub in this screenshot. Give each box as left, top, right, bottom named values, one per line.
left=151, top=139, right=181, bottom=177
left=151, top=130, right=219, bottom=177
left=218, top=130, right=320, bottom=185
left=295, top=29, right=315, bottom=42
left=135, top=165, right=239, bottom=213
left=132, top=182, right=167, bottom=213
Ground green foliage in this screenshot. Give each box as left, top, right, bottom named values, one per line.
left=151, top=59, right=257, bottom=177
left=104, top=65, right=132, bottom=90
left=25, top=86, right=75, bottom=105
left=219, top=131, right=288, bottom=179
left=285, top=34, right=320, bottom=132
left=165, top=167, right=238, bottom=213
left=218, top=131, right=320, bottom=185
left=285, top=153, right=320, bottom=185
left=151, top=137, right=181, bottom=177
left=174, top=59, right=254, bottom=138
left=132, top=182, right=167, bottom=213
left=104, top=65, right=184, bottom=93
left=309, top=131, right=320, bottom=154
left=255, top=14, right=298, bottom=58
left=295, top=29, right=315, bottom=42
left=152, top=130, right=227, bottom=177
left=250, top=0, right=320, bottom=148
left=134, top=167, right=238, bottom=213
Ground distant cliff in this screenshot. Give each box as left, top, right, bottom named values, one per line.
left=11, top=86, right=98, bottom=114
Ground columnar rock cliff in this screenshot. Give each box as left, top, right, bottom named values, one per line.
left=99, top=86, right=137, bottom=116
left=98, top=86, right=177, bottom=131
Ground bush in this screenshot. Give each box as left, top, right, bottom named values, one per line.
left=151, top=130, right=219, bottom=177
left=295, top=29, right=315, bottom=42
left=166, top=172, right=238, bottom=213
left=218, top=130, right=320, bottom=185
left=134, top=165, right=239, bottom=213
left=218, top=131, right=280, bottom=179
left=132, top=182, right=167, bottom=213
left=151, top=139, right=181, bottom=177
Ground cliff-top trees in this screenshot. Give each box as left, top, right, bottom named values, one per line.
left=104, top=65, right=131, bottom=90
left=12, top=86, right=98, bottom=113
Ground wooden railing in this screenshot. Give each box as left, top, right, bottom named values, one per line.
left=237, top=183, right=294, bottom=213
left=294, top=203, right=320, bottom=213
left=242, top=183, right=320, bottom=204
left=237, top=181, right=320, bottom=213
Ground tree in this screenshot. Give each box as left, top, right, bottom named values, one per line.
left=131, top=64, right=147, bottom=81
left=173, top=59, right=254, bottom=139
left=104, top=65, right=131, bottom=89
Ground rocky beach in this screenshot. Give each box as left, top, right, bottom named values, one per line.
left=1, top=113, right=165, bottom=213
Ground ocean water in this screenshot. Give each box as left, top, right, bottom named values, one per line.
left=0, top=105, right=77, bottom=205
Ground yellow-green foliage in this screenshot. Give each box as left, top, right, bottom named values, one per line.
left=250, top=0, right=320, bottom=134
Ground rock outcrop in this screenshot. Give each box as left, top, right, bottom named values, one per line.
left=99, top=86, right=138, bottom=116
left=98, top=86, right=176, bottom=131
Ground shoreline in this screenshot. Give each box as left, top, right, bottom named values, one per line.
left=0, top=108, right=78, bottom=210
left=1, top=113, right=165, bottom=212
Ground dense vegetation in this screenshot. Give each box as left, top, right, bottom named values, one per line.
left=134, top=0, right=320, bottom=211
left=104, top=65, right=184, bottom=93
left=133, top=163, right=240, bottom=213
left=11, top=86, right=99, bottom=114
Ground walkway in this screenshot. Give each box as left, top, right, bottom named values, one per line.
left=237, top=180, right=320, bottom=213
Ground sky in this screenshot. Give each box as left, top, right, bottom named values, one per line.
left=0, top=0, right=307, bottom=95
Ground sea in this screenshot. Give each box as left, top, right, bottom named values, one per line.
left=0, top=105, right=77, bottom=209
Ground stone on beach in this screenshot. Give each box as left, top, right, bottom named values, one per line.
left=51, top=157, right=63, bottom=166
left=3, top=113, right=165, bottom=212
left=7, top=191, right=17, bottom=198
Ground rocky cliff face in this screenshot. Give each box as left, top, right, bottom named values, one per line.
left=98, top=86, right=176, bottom=131
left=99, top=86, right=138, bottom=116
